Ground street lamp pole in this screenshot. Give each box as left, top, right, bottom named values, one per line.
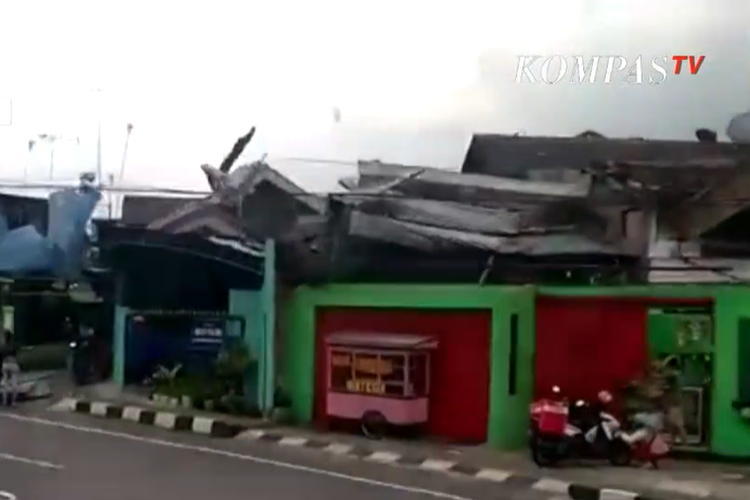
left=49, top=144, right=55, bottom=179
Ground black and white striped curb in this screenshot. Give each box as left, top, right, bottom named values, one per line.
left=52, top=398, right=710, bottom=500
left=52, top=397, right=245, bottom=438
left=238, top=430, right=685, bottom=500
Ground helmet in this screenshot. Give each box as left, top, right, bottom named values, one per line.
left=597, top=390, right=613, bottom=404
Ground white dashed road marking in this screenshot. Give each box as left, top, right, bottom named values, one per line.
left=0, top=452, right=63, bottom=470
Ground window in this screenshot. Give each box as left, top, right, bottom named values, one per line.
left=408, top=353, right=428, bottom=397
left=377, top=353, right=406, bottom=396
left=329, top=350, right=352, bottom=391
left=328, top=349, right=408, bottom=397
left=508, top=314, right=519, bottom=395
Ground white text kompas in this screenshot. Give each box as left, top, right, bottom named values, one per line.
left=515, top=55, right=706, bottom=84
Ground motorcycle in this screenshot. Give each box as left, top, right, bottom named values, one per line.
left=69, top=332, right=109, bottom=386
left=529, top=387, right=632, bottom=467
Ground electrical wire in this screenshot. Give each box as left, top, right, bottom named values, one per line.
left=5, top=152, right=750, bottom=206
left=3, top=180, right=750, bottom=207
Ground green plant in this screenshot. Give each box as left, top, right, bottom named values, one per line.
left=215, top=343, right=254, bottom=397
left=151, top=363, right=183, bottom=396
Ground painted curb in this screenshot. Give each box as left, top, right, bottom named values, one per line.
left=238, top=430, right=713, bottom=500
left=238, top=427, right=535, bottom=485
left=567, top=483, right=655, bottom=500
left=60, top=398, right=246, bottom=438
left=53, top=398, right=712, bottom=500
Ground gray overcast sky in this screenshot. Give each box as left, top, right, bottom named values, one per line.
left=0, top=0, right=747, bottom=193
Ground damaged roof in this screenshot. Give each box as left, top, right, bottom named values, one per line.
left=462, top=133, right=750, bottom=177
left=148, top=162, right=326, bottom=238
left=355, top=160, right=590, bottom=206
left=121, top=195, right=198, bottom=226
left=334, top=161, right=629, bottom=256
left=347, top=210, right=625, bottom=255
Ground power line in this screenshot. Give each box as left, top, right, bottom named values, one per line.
left=5, top=181, right=750, bottom=207
left=269, top=156, right=359, bottom=167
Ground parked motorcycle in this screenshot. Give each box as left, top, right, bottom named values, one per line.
left=69, top=331, right=109, bottom=386
left=529, top=387, right=632, bottom=467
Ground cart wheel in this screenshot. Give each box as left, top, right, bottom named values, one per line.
left=361, top=411, right=387, bottom=440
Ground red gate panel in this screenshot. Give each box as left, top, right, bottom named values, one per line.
left=315, top=308, right=492, bottom=443
left=535, top=298, right=648, bottom=403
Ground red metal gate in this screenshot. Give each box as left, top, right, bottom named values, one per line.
left=535, top=297, right=648, bottom=402
left=314, top=307, right=492, bottom=443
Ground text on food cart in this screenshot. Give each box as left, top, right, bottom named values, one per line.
left=331, top=352, right=399, bottom=394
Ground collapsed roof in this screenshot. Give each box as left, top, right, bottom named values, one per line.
left=109, top=128, right=750, bottom=284
left=462, top=132, right=750, bottom=201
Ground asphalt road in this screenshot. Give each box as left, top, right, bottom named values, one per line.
left=0, top=404, right=556, bottom=500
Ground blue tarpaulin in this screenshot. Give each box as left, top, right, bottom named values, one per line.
left=0, top=187, right=101, bottom=278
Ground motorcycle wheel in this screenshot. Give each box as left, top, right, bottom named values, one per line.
left=608, top=438, right=633, bottom=466
left=531, top=437, right=559, bottom=467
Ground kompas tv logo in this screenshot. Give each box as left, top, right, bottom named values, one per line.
left=515, top=55, right=706, bottom=85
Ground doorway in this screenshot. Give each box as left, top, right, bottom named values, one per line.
left=648, top=307, right=713, bottom=449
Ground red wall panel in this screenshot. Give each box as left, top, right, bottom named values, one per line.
left=315, top=308, right=492, bottom=443
left=535, top=298, right=648, bottom=404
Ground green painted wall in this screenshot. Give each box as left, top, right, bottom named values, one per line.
left=229, top=289, right=263, bottom=407
left=283, top=283, right=750, bottom=456
left=283, top=284, right=535, bottom=450
left=538, top=285, right=750, bottom=458
left=112, top=305, right=129, bottom=387
left=229, top=239, right=276, bottom=412
left=648, top=310, right=677, bottom=355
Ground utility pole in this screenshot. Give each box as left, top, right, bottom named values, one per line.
left=29, top=134, right=78, bottom=179
left=94, top=89, right=103, bottom=184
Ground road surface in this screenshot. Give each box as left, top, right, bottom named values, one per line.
left=0, top=404, right=553, bottom=500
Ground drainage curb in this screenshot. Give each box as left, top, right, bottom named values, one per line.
left=54, top=398, right=711, bottom=500
left=239, top=429, right=682, bottom=500
left=567, top=483, right=659, bottom=500
left=58, top=397, right=247, bottom=438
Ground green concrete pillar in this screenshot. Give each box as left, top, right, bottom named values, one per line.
left=112, top=272, right=128, bottom=387
left=113, top=305, right=129, bottom=387
left=229, top=289, right=263, bottom=408
left=261, top=238, right=276, bottom=411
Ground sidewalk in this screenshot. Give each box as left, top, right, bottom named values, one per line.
left=238, top=424, right=750, bottom=500
left=55, top=386, right=750, bottom=500
left=66, top=380, right=271, bottom=431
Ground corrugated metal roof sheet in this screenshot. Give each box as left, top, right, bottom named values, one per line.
left=348, top=211, right=629, bottom=256
left=462, top=133, right=750, bottom=177
left=358, top=161, right=590, bottom=201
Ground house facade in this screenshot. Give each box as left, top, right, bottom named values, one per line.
left=280, top=283, right=750, bottom=457
left=98, top=127, right=750, bottom=459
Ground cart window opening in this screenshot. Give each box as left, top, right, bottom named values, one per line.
left=508, top=314, right=519, bottom=396
left=328, top=350, right=413, bottom=396
left=379, top=354, right=405, bottom=383
left=329, top=350, right=352, bottom=390
left=409, top=353, right=428, bottom=397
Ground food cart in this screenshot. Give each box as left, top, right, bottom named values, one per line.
left=325, top=331, right=437, bottom=439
